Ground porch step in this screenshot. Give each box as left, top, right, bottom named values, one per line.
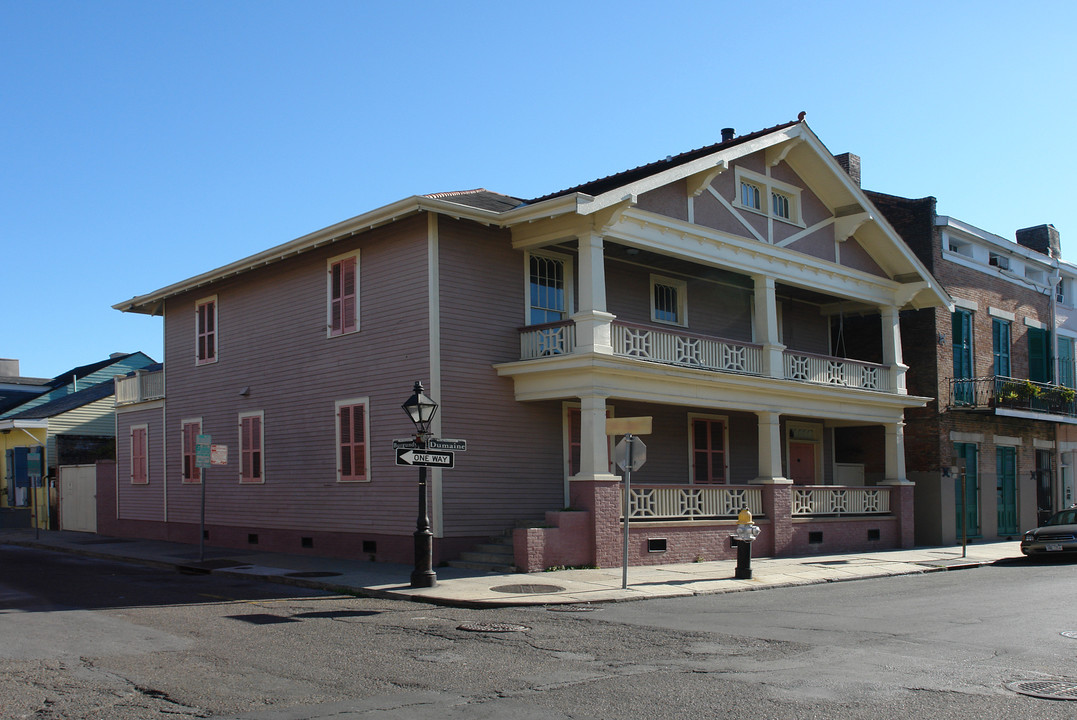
left=446, top=530, right=518, bottom=574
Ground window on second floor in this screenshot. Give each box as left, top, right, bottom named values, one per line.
left=651, top=275, right=687, bottom=327
left=328, top=251, right=359, bottom=337
left=196, top=297, right=217, bottom=365
left=1059, top=337, right=1076, bottom=389
left=528, top=251, right=571, bottom=325
left=1028, top=326, right=1053, bottom=384
left=992, top=318, right=1011, bottom=377
left=952, top=309, right=973, bottom=379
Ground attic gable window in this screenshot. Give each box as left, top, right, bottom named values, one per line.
left=328, top=251, right=360, bottom=337
left=733, top=167, right=802, bottom=227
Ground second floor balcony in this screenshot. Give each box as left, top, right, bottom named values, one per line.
left=949, top=375, right=1077, bottom=421
left=520, top=319, right=896, bottom=393
left=115, top=368, right=166, bottom=406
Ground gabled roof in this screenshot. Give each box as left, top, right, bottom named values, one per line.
left=6, top=380, right=115, bottom=419
left=47, top=352, right=142, bottom=388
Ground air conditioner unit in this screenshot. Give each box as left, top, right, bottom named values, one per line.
left=989, top=254, right=1010, bottom=270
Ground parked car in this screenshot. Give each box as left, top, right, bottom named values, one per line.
left=1021, top=509, right=1077, bottom=555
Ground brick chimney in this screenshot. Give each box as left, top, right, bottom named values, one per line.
left=834, top=153, right=861, bottom=187
left=1016, top=224, right=1062, bottom=260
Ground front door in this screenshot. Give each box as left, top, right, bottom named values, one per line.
left=1036, top=449, right=1054, bottom=526
left=954, top=443, right=980, bottom=538
left=789, top=442, right=816, bottom=485
left=996, top=447, right=1017, bottom=536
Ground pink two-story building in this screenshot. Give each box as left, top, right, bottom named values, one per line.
left=109, top=118, right=949, bottom=571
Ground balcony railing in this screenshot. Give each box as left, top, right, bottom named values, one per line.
left=518, top=320, right=895, bottom=392
left=783, top=350, right=889, bottom=392
left=950, top=376, right=1077, bottom=418
left=114, top=369, right=165, bottom=406
left=627, top=485, right=763, bottom=520
left=792, top=486, right=891, bottom=516
left=612, top=321, right=763, bottom=375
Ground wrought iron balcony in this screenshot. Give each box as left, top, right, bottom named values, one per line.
left=949, top=376, right=1077, bottom=419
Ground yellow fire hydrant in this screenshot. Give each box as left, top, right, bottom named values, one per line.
left=732, top=506, right=761, bottom=579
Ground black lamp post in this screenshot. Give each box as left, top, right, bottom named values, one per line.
left=402, top=380, right=438, bottom=588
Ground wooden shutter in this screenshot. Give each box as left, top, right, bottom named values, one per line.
left=330, top=256, right=357, bottom=335
left=339, top=404, right=366, bottom=481
left=241, top=415, right=263, bottom=482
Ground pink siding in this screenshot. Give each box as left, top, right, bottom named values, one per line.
left=636, top=180, right=688, bottom=221
left=786, top=231, right=837, bottom=261
left=437, top=217, right=566, bottom=535
left=781, top=300, right=830, bottom=355
left=161, top=215, right=432, bottom=540
left=840, top=236, right=888, bottom=277
left=114, top=406, right=166, bottom=522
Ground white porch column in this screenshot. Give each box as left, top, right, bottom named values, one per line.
left=572, top=231, right=615, bottom=355
left=574, top=394, right=618, bottom=481
left=752, top=274, right=785, bottom=378
left=753, top=410, right=791, bottom=484
left=880, top=304, right=908, bottom=395
left=882, top=420, right=911, bottom=485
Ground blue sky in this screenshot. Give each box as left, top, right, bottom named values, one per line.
left=3, top=1, right=1075, bottom=379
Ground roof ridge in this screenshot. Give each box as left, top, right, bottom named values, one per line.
left=423, top=188, right=490, bottom=199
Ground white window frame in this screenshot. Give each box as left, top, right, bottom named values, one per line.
left=733, top=167, right=803, bottom=227
left=650, top=274, right=688, bottom=327
left=687, top=412, right=730, bottom=484
left=525, top=249, right=574, bottom=325
left=335, top=397, right=371, bottom=483
left=238, top=410, right=265, bottom=484
left=130, top=423, right=149, bottom=485
left=195, top=295, right=218, bottom=366
left=327, top=250, right=361, bottom=338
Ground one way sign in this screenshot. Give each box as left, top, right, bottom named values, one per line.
left=395, top=449, right=455, bottom=469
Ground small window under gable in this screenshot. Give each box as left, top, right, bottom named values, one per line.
left=733, top=166, right=802, bottom=226
left=328, top=251, right=360, bottom=337
left=740, top=180, right=762, bottom=211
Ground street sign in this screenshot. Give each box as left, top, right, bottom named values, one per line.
left=210, top=444, right=228, bottom=466
left=393, top=438, right=467, bottom=451
left=615, top=436, right=647, bottom=471
left=195, top=434, right=212, bottom=469
left=396, top=449, right=455, bottom=468
left=428, top=437, right=467, bottom=451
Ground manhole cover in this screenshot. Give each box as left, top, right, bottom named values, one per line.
left=457, top=622, right=530, bottom=633
left=1061, top=631, right=1077, bottom=639
left=285, top=571, right=343, bottom=578
left=490, top=584, right=564, bottom=594
left=547, top=604, right=600, bottom=612
left=1007, top=680, right=1077, bottom=700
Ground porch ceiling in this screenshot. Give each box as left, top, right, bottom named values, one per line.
left=493, top=353, right=925, bottom=425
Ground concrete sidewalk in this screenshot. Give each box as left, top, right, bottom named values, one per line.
left=0, top=528, right=1024, bottom=608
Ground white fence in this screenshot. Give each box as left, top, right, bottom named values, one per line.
left=114, top=370, right=165, bottom=406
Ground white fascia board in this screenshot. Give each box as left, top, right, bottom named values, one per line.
left=938, top=216, right=1058, bottom=267
left=0, top=419, right=49, bottom=431
left=113, top=195, right=524, bottom=316
left=575, top=126, right=803, bottom=217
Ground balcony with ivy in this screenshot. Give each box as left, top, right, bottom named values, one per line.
left=949, top=375, right=1077, bottom=421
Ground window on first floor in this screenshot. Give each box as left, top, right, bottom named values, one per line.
left=239, top=412, right=264, bottom=483
left=182, top=419, right=201, bottom=483
left=691, top=415, right=728, bottom=484
left=336, top=398, right=369, bottom=482
left=131, top=425, right=148, bottom=484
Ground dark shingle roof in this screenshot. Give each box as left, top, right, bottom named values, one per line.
left=7, top=381, right=115, bottom=419
left=423, top=189, right=525, bottom=213
left=525, top=120, right=802, bottom=204
left=48, top=353, right=138, bottom=388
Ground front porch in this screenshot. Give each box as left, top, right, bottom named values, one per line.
left=514, top=480, right=912, bottom=572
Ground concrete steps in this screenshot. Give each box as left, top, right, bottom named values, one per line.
left=447, top=531, right=517, bottom=573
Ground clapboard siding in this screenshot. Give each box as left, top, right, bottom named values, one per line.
left=115, top=406, right=165, bottom=521
left=436, top=217, right=564, bottom=535
left=162, top=215, right=431, bottom=535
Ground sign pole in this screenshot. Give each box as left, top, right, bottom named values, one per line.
left=200, top=465, right=207, bottom=563
left=622, top=433, right=634, bottom=590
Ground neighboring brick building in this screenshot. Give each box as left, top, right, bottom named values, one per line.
left=866, top=186, right=1068, bottom=545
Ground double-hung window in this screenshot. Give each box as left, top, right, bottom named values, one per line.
left=239, top=412, right=264, bottom=483
left=182, top=419, right=201, bottom=483
left=691, top=415, right=728, bottom=484
left=336, top=398, right=369, bottom=482
left=529, top=252, right=570, bottom=324
left=131, top=425, right=148, bottom=485
left=328, top=251, right=359, bottom=337
left=196, top=297, right=217, bottom=365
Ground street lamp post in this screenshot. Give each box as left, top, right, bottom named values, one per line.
left=402, top=381, right=439, bottom=588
